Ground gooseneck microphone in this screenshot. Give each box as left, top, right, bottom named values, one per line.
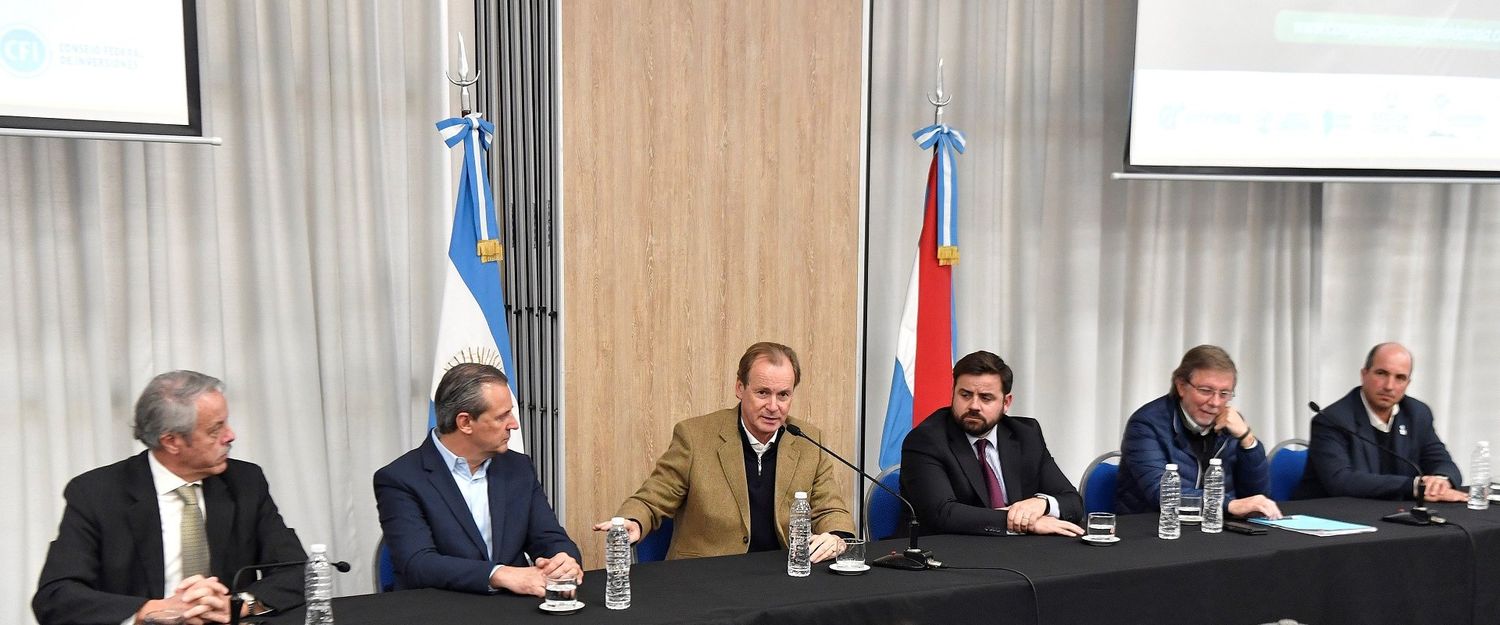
left=229, top=558, right=351, bottom=625
left=783, top=423, right=941, bottom=570
left=1307, top=401, right=1444, bottom=526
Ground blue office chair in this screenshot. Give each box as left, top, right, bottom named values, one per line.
left=634, top=517, right=674, bottom=563
left=375, top=538, right=396, bottom=592
left=1268, top=438, right=1309, bottom=501
left=1081, top=451, right=1121, bottom=514
left=865, top=464, right=904, bottom=541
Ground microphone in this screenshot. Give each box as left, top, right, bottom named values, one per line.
left=783, top=423, right=941, bottom=570
left=229, top=558, right=351, bottom=625
left=1307, top=401, right=1444, bottom=526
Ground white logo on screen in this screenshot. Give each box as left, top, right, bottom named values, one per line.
left=1, top=27, right=46, bottom=77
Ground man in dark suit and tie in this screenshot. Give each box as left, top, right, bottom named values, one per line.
left=374, top=362, right=580, bottom=595
left=33, top=370, right=306, bottom=625
left=901, top=351, right=1084, bottom=536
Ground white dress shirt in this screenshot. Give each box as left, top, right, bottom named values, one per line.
left=146, top=450, right=206, bottom=599
left=965, top=426, right=1059, bottom=517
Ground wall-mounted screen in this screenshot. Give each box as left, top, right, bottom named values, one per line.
left=1127, top=0, right=1500, bottom=178
left=0, top=0, right=201, bottom=137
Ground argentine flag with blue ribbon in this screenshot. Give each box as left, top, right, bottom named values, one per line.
left=430, top=112, right=523, bottom=453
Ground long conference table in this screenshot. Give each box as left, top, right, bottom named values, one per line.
left=266, top=498, right=1500, bottom=625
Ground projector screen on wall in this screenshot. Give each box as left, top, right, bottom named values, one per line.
left=1126, top=0, right=1500, bottom=178
left=0, top=0, right=201, bottom=137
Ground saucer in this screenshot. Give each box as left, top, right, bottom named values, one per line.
left=1081, top=535, right=1120, bottom=546
left=829, top=562, right=871, bottom=575
left=539, top=600, right=584, bottom=615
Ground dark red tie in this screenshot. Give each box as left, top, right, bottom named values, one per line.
left=974, top=439, right=1008, bottom=507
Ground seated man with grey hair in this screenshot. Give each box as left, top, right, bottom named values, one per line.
left=375, top=362, right=581, bottom=596
left=34, top=371, right=306, bottom=625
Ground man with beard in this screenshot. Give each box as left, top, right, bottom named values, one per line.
left=901, top=351, right=1084, bottom=536
left=1296, top=343, right=1465, bottom=501
left=595, top=342, right=853, bottom=560
left=1116, top=345, right=1281, bottom=518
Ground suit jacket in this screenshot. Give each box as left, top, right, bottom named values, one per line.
left=1296, top=387, right=1462, bottom=500
left=33, top=452, right=305, bottom=625
left=373, top=435, right=579, bottom=593
left=616, top=408, right=854, bottom=560
left=900, top=408, right=1083, bottom=535
left=1116, top=393, right=1270, bottom=514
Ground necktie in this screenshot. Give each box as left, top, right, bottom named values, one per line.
left=176, top=484, right=210, bottom=578
left=974, top=439, right=1008, bottom=508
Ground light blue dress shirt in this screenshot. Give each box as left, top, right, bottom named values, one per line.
left=431, top=430, right=495, bottom=559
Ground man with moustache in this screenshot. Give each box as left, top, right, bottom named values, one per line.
left=1116, top=345, right=1282, bottom=518
left=375, top=362, right=581, bottom=595
left=1297, top=343, right=1465, bottom=501
left=34, top=370, right=305, bottom=625
left=595, top=342, right=853, bottom=561
left=901, top=350, right=1085, bottom=536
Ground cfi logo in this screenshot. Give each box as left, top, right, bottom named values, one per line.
left=1, top=27, right=46, bottom=77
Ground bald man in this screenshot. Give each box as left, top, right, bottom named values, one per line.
left=1297, top=343, right=1465, bottom=502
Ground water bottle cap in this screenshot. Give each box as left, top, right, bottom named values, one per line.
left=1164, top=463, right=1178, bottom=471
left=1209, top=458, right=1223, bottom=465
left=611, top=516, right=625, bottom=526
left=794, top=491, right=808, bottom=499
left=309, top=543, right=327, bottom=553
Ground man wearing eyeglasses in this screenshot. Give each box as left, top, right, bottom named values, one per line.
left=1295, top=343, right=1465, bottom=502
left=1116, top=345, right=1282, bottom=518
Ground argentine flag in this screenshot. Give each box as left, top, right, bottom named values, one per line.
left=431, top=113, right=522, bottom=453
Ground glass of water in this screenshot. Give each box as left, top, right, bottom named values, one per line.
left=836, top=538, right=866, bottom=569
left=544, top=574, right=579, bottom=609
left=1179, top=494, right=1203, bottom=526
left=1086, top=512, right=1116, bottom=539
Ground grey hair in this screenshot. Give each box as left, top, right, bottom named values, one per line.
left=133, top=370, right=224, bottom=449
left=434, top=362, right=509, bottom=434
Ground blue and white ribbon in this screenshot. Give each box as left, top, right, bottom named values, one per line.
left=437, top=114, right=497, bottom=245
left=913, top=123, right=966, bottom=263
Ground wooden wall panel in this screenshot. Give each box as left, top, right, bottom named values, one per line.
left=561, top=0, right=863, bottom=567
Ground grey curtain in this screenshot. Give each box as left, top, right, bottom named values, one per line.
left=863, top=0, right=1500, bottom=485
left=2, top=2, right=451, bottom=620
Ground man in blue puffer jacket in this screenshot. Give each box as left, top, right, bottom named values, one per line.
left=1116, top=345, right=1283, bottom=519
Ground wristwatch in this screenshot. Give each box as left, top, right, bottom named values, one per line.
left=235, top=592, right=263, bottom=616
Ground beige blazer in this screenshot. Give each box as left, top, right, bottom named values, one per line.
left=616, top=408, right=854, bottom=559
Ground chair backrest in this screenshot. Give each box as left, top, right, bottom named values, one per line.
left=375, top=538, right=395, bottom=592
left=1081, top=451, right=1121, bottom=514
left=634, top=517, right=674, bottom=563
left=1268, top=438, right=1310, bottom=501
left=865, top=464, right=904, bottom=541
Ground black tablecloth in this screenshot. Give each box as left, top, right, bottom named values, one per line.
left=265, top=498, right=1500, bottom=625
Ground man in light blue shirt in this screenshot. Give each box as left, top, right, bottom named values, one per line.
left=375, top=363, right=580, bottom=595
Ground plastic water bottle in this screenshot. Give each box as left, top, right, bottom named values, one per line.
left=1468, top=441, right=1491, bottom=511
left=303, top=544, right=334, bottom=625
left=1203, top=458, right=1225, bottom=533
left=787, top=491, right=812, bottom=577
left=605, top=517, right=632, bottom=609
left=1158, top=464, right=1181, bottom=540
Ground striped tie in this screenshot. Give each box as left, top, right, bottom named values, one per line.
left=176, top=485, right=210, bottom=578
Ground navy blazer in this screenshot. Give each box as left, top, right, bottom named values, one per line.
left=900, top=408, right=1084, bottom=535
left=1296, top=387, right=1462, bottom=500
left=1116, top=393, right=1270, bottom=514
left=373, top=435, right=579, bottom=593
left=33, top=452, right=305, bottom=625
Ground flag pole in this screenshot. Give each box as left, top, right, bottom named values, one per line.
left=446, top=33, right=482, bottom=117
left=927, top=58, right=951, bottom=126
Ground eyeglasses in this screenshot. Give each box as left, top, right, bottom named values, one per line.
left=1188, top=384, right=1235, bottom=401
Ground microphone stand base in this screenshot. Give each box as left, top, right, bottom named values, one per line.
left=1383, top=508, right=1443, bottom=526
left=871, top=548, right=941, bottom=570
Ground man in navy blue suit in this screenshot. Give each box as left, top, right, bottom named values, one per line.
left=1296, top=343, right=1465, bottom=502
left=375, top=363, right=580, bottom=595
